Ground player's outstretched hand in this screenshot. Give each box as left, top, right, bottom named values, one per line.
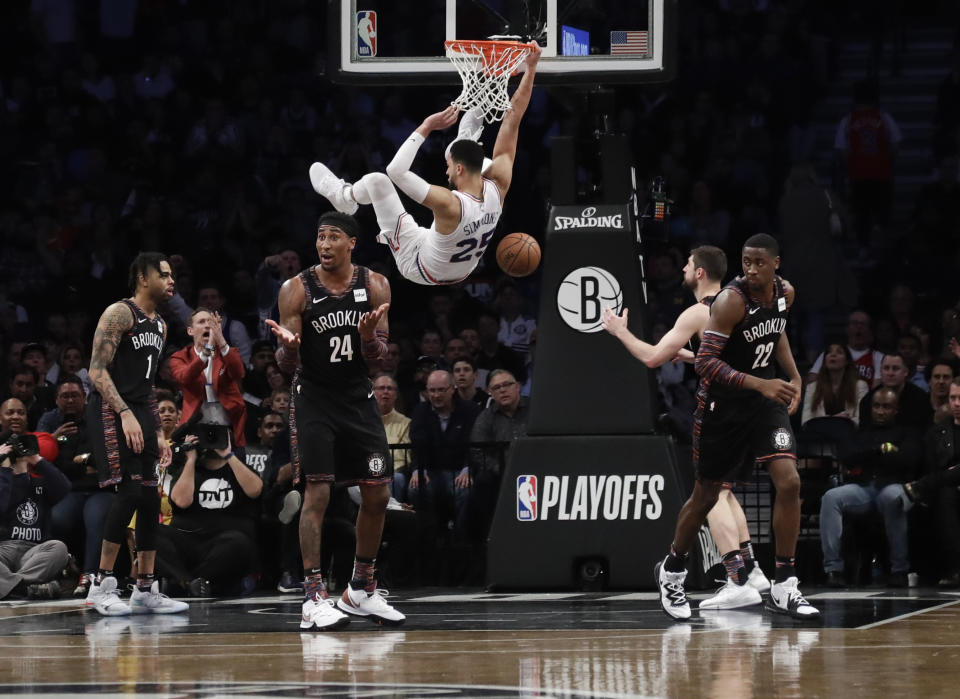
left=420, top=105, right=459, bottom=134
left=358, top=303, right=390, bottom=338
left=525, top=40, right=542, bottom=67
left=601, top=306, right=628, bottom=338
left=265, top=319, right=301, bottom=349
left=760, top=378, right=799, bottom=407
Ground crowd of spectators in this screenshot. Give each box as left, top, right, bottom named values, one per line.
left=2, top=1, right=960, bottom=596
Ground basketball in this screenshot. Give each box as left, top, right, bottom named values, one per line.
left=496, top=233, right=541, bottom=277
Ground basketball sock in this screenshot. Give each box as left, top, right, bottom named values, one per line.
left=722, top=551, right=747, bottom=585
left=96, top=569, right=112, bottom=584
left=664, top=544, right=688, bottom=573
left=349, top=556, right=377, bottom=593
left=775, top=556, right=796, bottom=583
left=740, top=540, right=756, bottom=574
left=349, top=178, right=372, bottom=205
left=304, top=567, right=327, bottom=601
left=136, top=573, right=155, bottom=592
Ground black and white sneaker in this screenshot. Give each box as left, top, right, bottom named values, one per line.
left=767, top=576, right=820, bottom=619
left=655, top=559, right=691, bottom=620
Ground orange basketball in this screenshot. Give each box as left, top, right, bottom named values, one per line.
left=496, top=233, right=541, bottom=277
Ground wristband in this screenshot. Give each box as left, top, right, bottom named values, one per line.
left=119, top=408, right=131, bottom=414
left=225, top=451, right=235, bottom=461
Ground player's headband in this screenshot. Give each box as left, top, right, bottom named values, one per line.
left=317, top=211, right=359, bottom=238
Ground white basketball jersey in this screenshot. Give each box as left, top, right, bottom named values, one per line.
left=416, top=178, right=502, bottom=284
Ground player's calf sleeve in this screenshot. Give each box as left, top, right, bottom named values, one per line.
left=134, top=485, right=161, bottom=551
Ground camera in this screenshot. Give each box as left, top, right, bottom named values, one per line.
left=170, top=400, right=232, bottom=452
left=1, top=432, right=40, bottom=459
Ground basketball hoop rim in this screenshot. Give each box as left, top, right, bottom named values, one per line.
left=444, top=39, right=537, bottom=61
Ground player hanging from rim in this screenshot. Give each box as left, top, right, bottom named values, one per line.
left=602, top=245, right=771, bottom=611
left=309, top=42, right=542, bottom=286
left=652, top=234, right=819, bottom=621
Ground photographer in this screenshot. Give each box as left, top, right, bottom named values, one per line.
left=0, top=411, right=71, bottom=600
left=156, top=430, right=262, bottom=596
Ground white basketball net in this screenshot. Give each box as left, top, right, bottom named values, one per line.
left=445, top=41, right=533, bottom=124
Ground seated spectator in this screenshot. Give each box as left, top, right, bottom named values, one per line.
left=244, top=412, right=284, bottom=479
left=468, top=370, right=531, bottom=539
left=859, top=353, right=933, bottom=430
left=903, top=378, right=960, bottom=586
left=373, top=374, right=411, bottom=501
left=494, top=279, right=536, bottom=360
left=807, top=311, right=884, bottom=388
left=418, top=329, right=444, bottom=365
left=41, top=377, right=111, bottom=597
left=0, top=431, right=71, bottom=600
left=442, top=337, right=468, bottom=370
left=475, top=311, right=527, bottom=386
left=897, top=333, right=929, bottom=392
left=820, top=387, right=920, bottom=587
left=452, top=357, right=490, bottom=409
left=398, top=355, right=438, bottom=414
left=802, top=342, right=870, bottom=426
left=158, top=434, right=263, bottom=596
left=46, top=343, right=92, bottom=395
left=169, top=308, right=247, bottom=448
left=927, top=358, right=956, bottom=424
left=9, top=365, right=50, bottom=432
left=408, top=369, right=481, bottom=539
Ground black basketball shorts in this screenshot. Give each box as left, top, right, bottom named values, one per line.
left=290, top=379, right=392, bottom=486
left=86, top=393, right=160, bottom=489
left=693, top=394, right=796, bottom=484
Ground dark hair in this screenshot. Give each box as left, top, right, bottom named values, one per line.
left=449, top=140, right=485, bottom=173
left=251, top=339, right=274, bottom=355
left=258, top=411, right=284, bottom=426
left=690, top=245, right=727, bottom=282
left=317, top=211, right=359, bottom=238
left=11, top=364, right=39, bottom=383
left=812, top=342, right=860, bottom=415
left=896, top=333, right=920, bottom=348
left=56, top=375, right=85, bottom=395
left=882, top=351, right=906, bottom=366
left=154, top=388, right=179, bottom=408
left=925, top=357, right=957, bottom=383
left=742, top=233, right=779, bottom=257
left=451, top=356, right=478, bottom=372
left=128, top=252, right=169, bottom=294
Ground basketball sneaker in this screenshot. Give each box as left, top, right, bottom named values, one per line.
left=699, top=578, right=763, bottom=610
left=767, top=577, right=820, bottom=619
left=86, top=576, right=130, bottom=616
left=278, top=490, right=302, bottom=524
left=129, top=581, right=189, bottom=614
left=309, top=162, right=359, bottom=215
left=336, top=584, right=406, bottom=626
left=301, top=593, right=350, bottom=631
left=655, top=559, right=691, bottom=620
left=747, top=565, right=772, bottom=592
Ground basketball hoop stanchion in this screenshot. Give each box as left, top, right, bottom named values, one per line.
left=444, top=39, right=535, bottom=123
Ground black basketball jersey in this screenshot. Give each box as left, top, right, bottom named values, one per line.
left=298, top=265, right=373, bottom=394
left=111, top=299, right=165, bottom=404
left=706, top=277, right=789, bottom=399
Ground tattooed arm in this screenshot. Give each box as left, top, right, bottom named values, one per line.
left=89, top=302, right=135, bottom=413
left=89, top=302, right=147, bottom=455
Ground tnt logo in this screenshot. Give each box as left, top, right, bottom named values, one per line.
left=356, top=11, right=377, bottom=57
left=517, top=475, right=538, bottom=521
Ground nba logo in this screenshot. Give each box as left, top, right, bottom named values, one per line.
left=517, top=475, right=537, bottom=521
left=356, top=11, right=377, bottom=57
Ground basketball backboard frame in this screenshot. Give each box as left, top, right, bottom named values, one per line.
left=328, top=0, right=677, bottom=86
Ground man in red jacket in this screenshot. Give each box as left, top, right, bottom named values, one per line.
left=169, top=308, right=247, bottom=447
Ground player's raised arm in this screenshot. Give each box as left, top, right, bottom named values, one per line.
left=603, top=304, right=704, bottom=368
left=265, top=276, right=305, bottom=376
left=485, top=41, right=542, bottom=198
left=695, top=290, right=798, bottom=406
left=358, top=271, right=392, bottom=371
left=385, top=106, right=461, bottom=221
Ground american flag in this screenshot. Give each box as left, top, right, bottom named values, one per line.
left=610, top=31, right=649, bottom=55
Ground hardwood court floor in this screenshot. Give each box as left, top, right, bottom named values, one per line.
left=1, top=588, right=958, bottom=697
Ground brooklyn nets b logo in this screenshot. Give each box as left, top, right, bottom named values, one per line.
left=556, top=267, right=623, bottom=333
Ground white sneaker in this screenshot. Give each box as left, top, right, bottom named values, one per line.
left=747, top=565, right=771, bottom=592
left=86, top=576, right=130, bottom=616
left=301, top=593, right=350, bottom=631
left=699, top=578, right=763, bottom=610
left=336, top=584, right=406, bottom=626
left=768, top=577, right=820, bottom=619
left=655, top=559, right=691, bottom=620
left=309, top=162, right=358, bottom=215
left=129, top=581, right=189, bottom=614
